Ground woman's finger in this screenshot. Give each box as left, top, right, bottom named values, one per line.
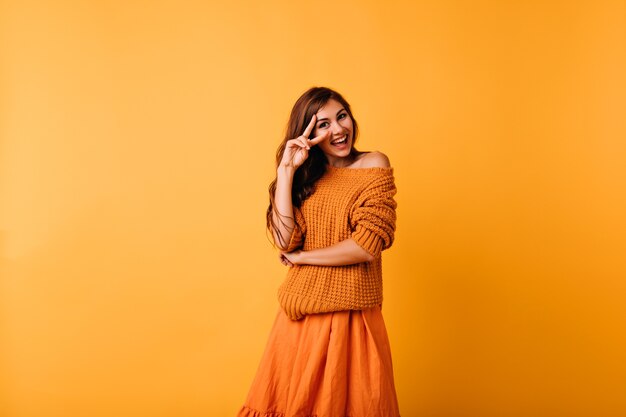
left=287, top=140, right=307, bottom=155
left=298, top=137, right=310, bottom=150
left=308, top=130, right=332, bottom=146
left=285, top=141, right=306, bottom=160
left=279, top=253, right=293, bottom=267
left=301, top=114, right=317, bottom=138
left=288, top=138, right=307, bottom=148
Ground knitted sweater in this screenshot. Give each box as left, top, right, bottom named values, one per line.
left=277, top=164, right=398, bottom=320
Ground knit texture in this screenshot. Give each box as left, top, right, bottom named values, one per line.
left=276, top=164, right=397, bottom=320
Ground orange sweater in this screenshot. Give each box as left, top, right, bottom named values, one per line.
left=277, top=165, right=398, bottom=320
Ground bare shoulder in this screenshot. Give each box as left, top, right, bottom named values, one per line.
left=359, top=151, right=391, bottom=168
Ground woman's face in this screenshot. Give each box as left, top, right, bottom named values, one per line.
left=312, top=98, right=354, bottom=159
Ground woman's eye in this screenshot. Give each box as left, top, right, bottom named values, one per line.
left=319, top=114, right=346, bottom=128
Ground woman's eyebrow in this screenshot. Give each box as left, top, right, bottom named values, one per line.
left=316, top=108, right=346, bottom=122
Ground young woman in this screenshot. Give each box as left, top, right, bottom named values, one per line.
left=237, top=86, right=401, bottom=417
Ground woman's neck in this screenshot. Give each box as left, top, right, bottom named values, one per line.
left=326, top=151, right=368, bottom=168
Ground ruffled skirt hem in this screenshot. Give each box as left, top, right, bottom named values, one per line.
left=237, top=405, right=290, bottom=417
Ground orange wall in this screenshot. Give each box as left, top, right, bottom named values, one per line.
left=1, top=1, right=625, bottom=416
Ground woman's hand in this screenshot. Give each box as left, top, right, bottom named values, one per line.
left=279, top=114, right=331, bottom=170
left=279, top=250, right=304, bottom=267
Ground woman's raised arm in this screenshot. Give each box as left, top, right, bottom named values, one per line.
left=272, top=113, right=331, bottom=250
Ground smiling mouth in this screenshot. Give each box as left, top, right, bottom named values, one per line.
left=331, top=135, right=348, bottom=145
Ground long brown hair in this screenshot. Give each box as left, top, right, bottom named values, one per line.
left=266, top=86, right=366, bottom=249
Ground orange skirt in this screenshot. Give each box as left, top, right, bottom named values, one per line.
left=236, top=304, right=401, bottom=417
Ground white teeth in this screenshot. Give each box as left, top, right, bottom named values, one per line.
left=332, top=135, right=347, bottom=145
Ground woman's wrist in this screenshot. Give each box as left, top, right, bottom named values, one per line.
left=294, top=250, right=307, bottom=265
left=277, top=165, right=296, bottom=176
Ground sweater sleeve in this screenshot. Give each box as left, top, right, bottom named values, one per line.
left=349, top=173, right=397, bottom=258
left=284, top=205, right=306, bottom=252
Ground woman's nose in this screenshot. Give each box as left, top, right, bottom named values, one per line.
left=331, top=121, right=344, bottom=134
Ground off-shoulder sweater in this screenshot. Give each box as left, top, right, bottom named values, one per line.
left=276, top=164, right=398, bottom=320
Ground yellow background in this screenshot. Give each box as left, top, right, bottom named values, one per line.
left=2, top=1, right=625, bottom=416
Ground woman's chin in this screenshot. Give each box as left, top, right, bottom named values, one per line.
left=322, top=145, right=352, bottom=159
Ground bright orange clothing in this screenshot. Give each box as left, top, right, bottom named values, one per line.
left=236, top=164, right=401, bottom=416
left=278, top=165, right=398, bottom=320
left=236, top=305, right=401, bottom=417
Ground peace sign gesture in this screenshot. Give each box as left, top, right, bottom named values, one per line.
left=279, top=114, right=331, bottom=170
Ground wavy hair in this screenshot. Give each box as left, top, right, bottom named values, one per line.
left=266, top=86, right=366, bottom=249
